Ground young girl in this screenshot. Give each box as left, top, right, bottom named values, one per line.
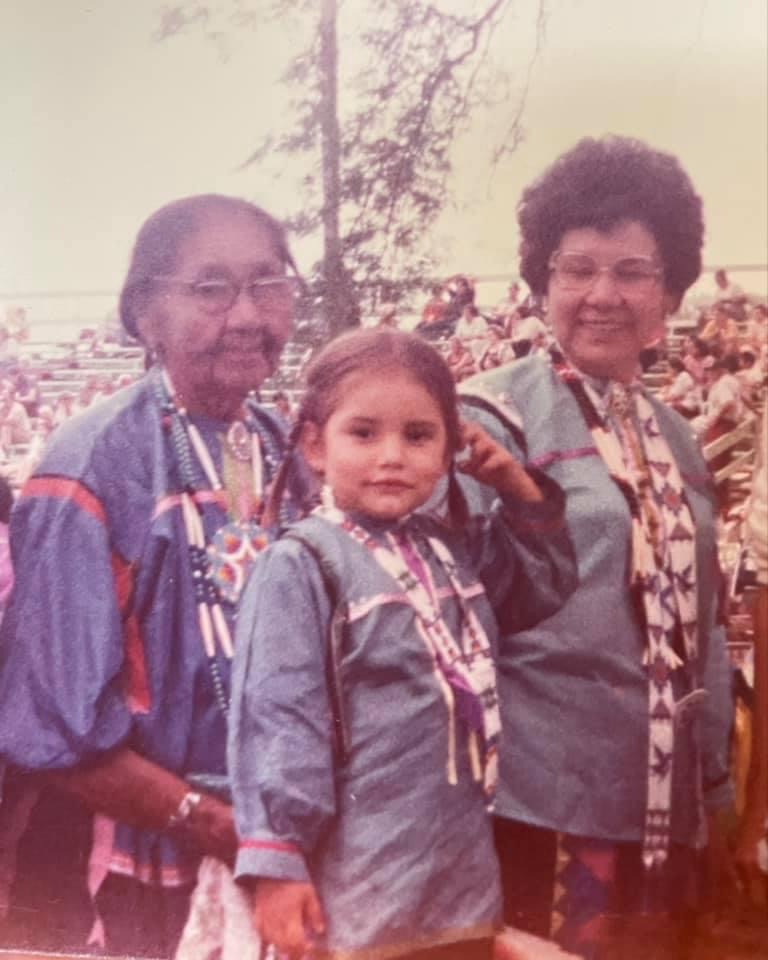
left=228, top=329, right=574, bottom=960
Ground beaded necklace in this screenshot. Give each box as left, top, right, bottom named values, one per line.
left=155, top=368, right=287, bottom=714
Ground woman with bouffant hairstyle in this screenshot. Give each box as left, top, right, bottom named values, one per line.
left=461, top=136, right=732, bottom=959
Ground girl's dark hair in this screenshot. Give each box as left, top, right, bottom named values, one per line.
left=265, top=328, right=465, bottom=526
left=518, top=136, right=704, bottom=300
left=298, top=327, right=461, bottom=449
left=118, top=194, right=298, bottom=340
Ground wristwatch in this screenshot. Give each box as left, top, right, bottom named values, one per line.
left=167, top=790, right=203, bottom=830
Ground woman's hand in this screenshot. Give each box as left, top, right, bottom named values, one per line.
left=252, top=878, right=325, bottom=959
left=458, top=420, right=543, bottom=503
left=52, top=747, right=238, bottom=865
left=183, top=792, right=239, bottom=867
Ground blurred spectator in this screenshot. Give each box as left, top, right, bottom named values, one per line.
left=444, top=336, right=477, bottom=382
left=74, top=327, right=100, bottom=357
left=272, top=390, right=294, bottom=424
left=638, top=346, right=660, bottom=372
left=700, top=304, right=740, bottom=355
left=420, top=285, right=447, bottom=329
left=443, top=275, right=476, bottom=329
left=89, top=377, right=115, bottom=406
left=662, top=356, right=701, bottom=419
left=72, top=377, right=98, bottom=415
left=455, top=304, right=487, bottom=341
left=0, top=385, right=31, bottom=447
left=478, top=324, right=516, bottom=371
left=4, top=306, right=29, bottom=344
left=375, top=303, right=398, bottom=328
left=713, top=268, right=746, bottom=309
left=511, top=313, right=550, bottom=356
left=682, top=335, right=711, bottom=387
left=0, top=326, right=19, bottom=373
left=14, top=372, right=41, bottom=419
left=737, top=349, right=764, bottom=407
left=492, top=281, right=523, bottom=335
left=692, top=355, right=745, bottom=508
left=53, top=391, right=75, bottom=427
left=744, top=303, right=768, bottom=357
left=15, top=407, right=55, bottom=488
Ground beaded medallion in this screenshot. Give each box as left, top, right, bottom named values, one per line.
left=207, top=521, right=269, bottom=604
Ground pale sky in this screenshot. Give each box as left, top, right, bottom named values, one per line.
left=1, top=0, right=766, bottom=327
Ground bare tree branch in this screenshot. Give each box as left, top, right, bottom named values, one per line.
left=156, top=0, right=545, bottom=330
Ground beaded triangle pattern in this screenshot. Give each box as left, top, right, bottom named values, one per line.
left=551, top=356, right=701, bottom=870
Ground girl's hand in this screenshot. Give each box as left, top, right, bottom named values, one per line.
left=458, top=420, right=543, bottom=503
left=253, top=878, right=325, bottom=959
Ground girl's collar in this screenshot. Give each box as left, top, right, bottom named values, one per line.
left=319, top=484, right=443, bottom=534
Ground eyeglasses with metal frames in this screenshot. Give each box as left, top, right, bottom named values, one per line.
left=152, top=275, right=301, bottom=314
left=548, top=252, right=663, bottom=294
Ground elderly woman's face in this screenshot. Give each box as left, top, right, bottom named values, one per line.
left=140, top=207, right=293, bottom=418
left=546, top=220, right=675, bottom=382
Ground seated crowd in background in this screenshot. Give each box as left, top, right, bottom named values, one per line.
left=0, top=321, right=142, bottom=485
left=411, top=271, right=766, bottom=400
left=2, top=275, right=766, bottom=483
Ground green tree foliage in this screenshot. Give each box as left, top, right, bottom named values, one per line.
left=158, top=0, right=547, bottom=334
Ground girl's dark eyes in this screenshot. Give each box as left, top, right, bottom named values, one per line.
left=345, top=424, right=437, bottom=442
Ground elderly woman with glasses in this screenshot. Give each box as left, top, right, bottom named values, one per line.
left=460, top=137, right=733, bottom=960
left=0, top=194, right=308, bottom=958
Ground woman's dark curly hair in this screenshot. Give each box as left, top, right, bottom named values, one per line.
left=518, top=136, right=704, bottom=301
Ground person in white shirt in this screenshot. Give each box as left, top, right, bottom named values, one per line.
left=454, top=304, right=487, bottom=341
left=492, top=281, right=523, bottom=334
left=738, top=349, right=765, bottom=407
left=662, top=356, right=701, bottom=419
left=692, top=356, right=745, bottom=509
left=478, top=323, right=516, bottom=371
left=713, top=268, right=745, bottom=307
left=512, top=313, right=550, bottom=356
left=692, top=356, right=744, bottom=440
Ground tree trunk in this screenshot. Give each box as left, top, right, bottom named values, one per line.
left=318, top=0, right=355, bottom=335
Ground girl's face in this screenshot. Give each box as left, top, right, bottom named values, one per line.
left=304, top=368, right=449, bottom=521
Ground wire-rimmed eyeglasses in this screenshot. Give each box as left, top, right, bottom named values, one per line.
left=153, top=275, right=302, bottom=314
left=548, top=252, right=663, bottom=295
